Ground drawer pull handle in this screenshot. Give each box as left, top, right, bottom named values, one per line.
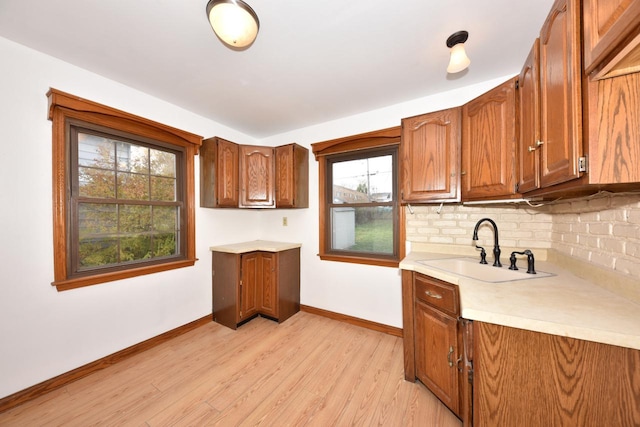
left=447, top=346, right=454, bottom=367
left=425, top=290, right=443, bottom=299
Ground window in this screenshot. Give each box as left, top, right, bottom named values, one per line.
left=312, top=127, right=404, bottom=267
left=48, top=89, right=202, bottom=290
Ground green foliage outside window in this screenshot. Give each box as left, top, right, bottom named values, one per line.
left=75, top=132, right=181, bottom=271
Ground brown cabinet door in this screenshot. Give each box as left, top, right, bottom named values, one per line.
left=200, top=137, right=239, bottom=208
left=240, top=253, right=259, bottom=320
left=518, top=39, right=542, bottom=193
left=587, top=72, right=640, bottom=184
left=401, top=108, right=461, bottom=202
left=240, top=145, right=275, bottom=208
left=473, top=321, right=640, bottom=426
left=415, top=300, right=460, bottom=415
left=461, top=78, right=518, bottom=200
left=539, top=0, right=583, bottom=188
left=216, top=138, right=240, bottom=207
left=275, top=144, right=309, bottom=208
left=257, top=252, right=278, bottom=318
left=583, top=0, right=640, bottom=78
left=211, top=251, right=241, bottom=329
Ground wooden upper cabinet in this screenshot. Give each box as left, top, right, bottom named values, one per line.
left=240, top=145, right=276, bottom=208
left=200, top=137, right=239, bottom=208
left=587, top=71, right=640, bottom=184
left=275, top=143, right=309, bottom=208
left=401, top=108, right=461, bottom=203
left=538, top=0, right=583, bottom=189
left=461, top=78, right=518, bottom=200
left=518, top=39, right=542, bottom=193
left=583, top=0, right=640, bottom=79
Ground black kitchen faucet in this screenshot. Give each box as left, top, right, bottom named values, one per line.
left=472, top=218, right=501, bottom=267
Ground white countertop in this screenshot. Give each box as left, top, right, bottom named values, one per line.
left=209, top=240, right=301, bottom=254
left=400, top=251, right=640, bottom=351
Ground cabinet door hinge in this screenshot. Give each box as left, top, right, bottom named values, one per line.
left=515, top=79, right=520, bottom=90
left=578, top=156, right=588, bottom=173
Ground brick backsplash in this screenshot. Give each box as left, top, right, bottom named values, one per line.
left=405, top=204, right=554, bottom=249
left=549, top=193, right=640, bottom=278
left=405, top=193, right=640, bottom=280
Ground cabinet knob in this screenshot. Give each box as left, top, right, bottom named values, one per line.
left=528, top=146, right=537, bottom=152
left=536, top=140, right=544, bottom=147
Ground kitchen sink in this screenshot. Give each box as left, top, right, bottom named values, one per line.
left=416, top=257, right=554, bottom=283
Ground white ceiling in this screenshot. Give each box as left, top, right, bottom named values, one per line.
left=0, top=0, right=555, bottom=138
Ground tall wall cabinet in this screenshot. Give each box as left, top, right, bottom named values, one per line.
left=200, top=137, right=309, bottom=209
left=518, top=0, right=584, bottom=193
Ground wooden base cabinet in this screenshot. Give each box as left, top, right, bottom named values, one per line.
left=212, top=247, right=300, bottom=329
left=402, top=270, right=471, bottom=424
left=473, top=321, right=640, bottom=426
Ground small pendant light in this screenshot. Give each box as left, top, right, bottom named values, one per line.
left=206, top=0, right=260, bottom=49
left=446, top=31, right=471, bottom=73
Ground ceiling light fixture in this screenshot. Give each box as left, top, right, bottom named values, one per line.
left=206, top=0, right=260, bottom=49
left=446, top=31, right=470, bottom=73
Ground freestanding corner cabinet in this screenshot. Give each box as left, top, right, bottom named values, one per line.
left=210, top=240, right=301, bottom=329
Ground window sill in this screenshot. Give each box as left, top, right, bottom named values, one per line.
left=318, top=253, right=399, bottom=268
left=52, top=258, right=197, bottom=291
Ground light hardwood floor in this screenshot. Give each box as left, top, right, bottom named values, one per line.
left=0, top=312, right=461, bottom=426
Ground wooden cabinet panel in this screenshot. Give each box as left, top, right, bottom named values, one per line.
left=240, top=145, right=275, bottom=208
left=461, top=78, right=518, bottom=200
left=584, top=0, right=640, bottom=78
left=200, top=137, right=239, bottom=208
left=473, top=321, right=640, bottom=426
left=257, top=252, right=278, bottom=318
left=539, top=0, right=583, bottom=188
left=275, top=143, right=309, bottom=208
left=518, top=39, right=542, bottom=193
left=240, top=252, right=259, bottom=321
left=587, top=72, right=640, bottom=184
left=401, top=108, right=461, bottom=202
left=211, top=251, right=240, bottom=329
left=415, top=300, right=460, bottom=415
left=402, top=271, right=469, bottom=424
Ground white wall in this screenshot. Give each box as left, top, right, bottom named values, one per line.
left=0, top=34, right=517, bottom=399
left=0, top=37, right=264, bottom=399
left=259, top=75, right=516, bottom=330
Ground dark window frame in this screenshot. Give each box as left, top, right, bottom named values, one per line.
left=325, top=147, right=399, bottom=262
left=48, top=89, right=202, bottom=291
left=312, top=127, right=405, bottom=267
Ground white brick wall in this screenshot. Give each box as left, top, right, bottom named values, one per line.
left=406, top=204, right=553, bottom=250
left=549, top=194, right=640, bottom=279
left=405, top=193, right=640, bottom=280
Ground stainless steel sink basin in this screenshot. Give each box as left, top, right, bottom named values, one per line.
left=416, top=257, right=554, bottom=283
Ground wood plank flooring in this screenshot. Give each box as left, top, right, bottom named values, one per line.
left=0, top=311, right=462, bottom=426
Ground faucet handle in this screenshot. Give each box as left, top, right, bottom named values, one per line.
left=509, top=252, right=518, bottom=270
left=476, top=245, right=488, bottom=264
left=510, top=250, right=536, bottom=274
